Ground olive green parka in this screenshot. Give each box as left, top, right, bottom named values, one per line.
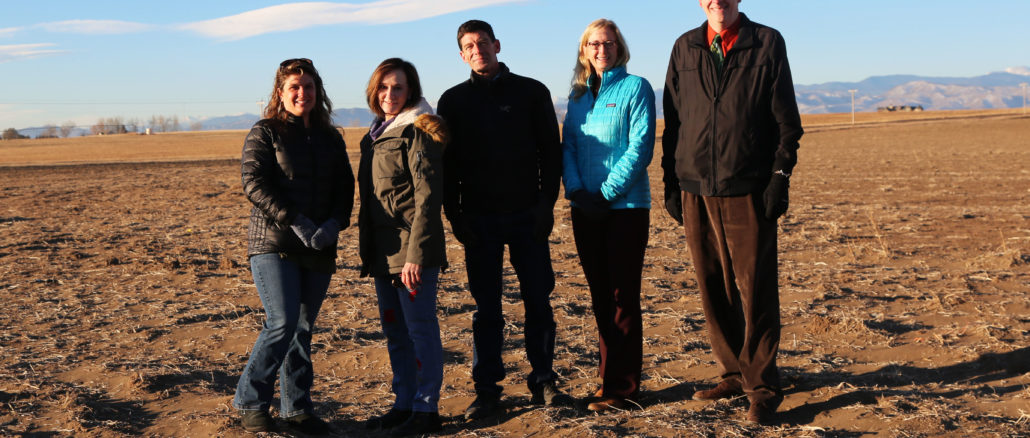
left=358, top=98, right=449, bottom=277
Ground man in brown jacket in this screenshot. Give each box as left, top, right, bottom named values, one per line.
left=662, top=0, right=803, bottom=424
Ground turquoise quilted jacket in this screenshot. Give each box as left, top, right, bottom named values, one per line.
left=562, top=66, right=656, bottom=209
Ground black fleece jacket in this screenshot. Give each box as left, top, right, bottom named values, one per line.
left=437, top=63, right=562, bottom=221
left=662, top=14, right=803, bottom=197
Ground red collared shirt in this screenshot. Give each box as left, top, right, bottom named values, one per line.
left=706, top=18, right=740, bottom=54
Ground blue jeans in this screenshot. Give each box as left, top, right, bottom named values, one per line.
left=464, top=209, right=558, bottom=395
left=233, top=253, right=331, bottom=417
left=374, top=267, right=442, bottom=412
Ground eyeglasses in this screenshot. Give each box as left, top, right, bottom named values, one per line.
left=279, top=58, right=313, bottom=70
left=585, top=41, right=616, bottom=50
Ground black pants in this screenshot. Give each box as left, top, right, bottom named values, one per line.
left=463, top=208, right=558, bottom=395
left=682, top=192, right=781, bottom=404
left=572, top=207, right=649, bottom=399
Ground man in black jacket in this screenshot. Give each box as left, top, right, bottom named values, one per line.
left=437, top=19, right=570, bottom=420
left=662, top=0, right=803, bottom=424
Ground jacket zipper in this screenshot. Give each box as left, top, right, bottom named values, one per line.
left=416, top=150, right=423, bottom=179
left=709, top=50, right=721, bottom=196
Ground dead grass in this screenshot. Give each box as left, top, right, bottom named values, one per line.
left=0, top=111, right=1028, bottom=436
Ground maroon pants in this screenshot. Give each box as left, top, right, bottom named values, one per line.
left=682, top=192, right=781, bottom=403
left=571, top=207, right=649, bottom=399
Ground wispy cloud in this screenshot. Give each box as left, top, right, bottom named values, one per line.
left=0, top=43, right=67, bottom=63
left=0, top=27, right=21, bottom=38
left=36, top=20, right=153, bottom=35
left=180, top=0, right=526, bottom=41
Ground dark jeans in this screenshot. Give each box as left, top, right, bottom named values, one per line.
left=233, top=253, right=331, bottom=417
left=571, top=207, right=649, bottom=399
left=682, top=192, right=781, bottom=405
left=463, top=208, right=558, bottom=395
left=374, top=268, right=443, bottom=413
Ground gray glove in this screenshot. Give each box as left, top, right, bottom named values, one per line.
left=310, top=218, right=341, bottom=250
left=290, top=214, right=318, bottom=248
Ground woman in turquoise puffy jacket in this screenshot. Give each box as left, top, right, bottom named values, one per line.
left=561, top=18, right=656, bottom=413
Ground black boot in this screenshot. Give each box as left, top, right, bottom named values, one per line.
left=365, top=408, right=412, bottom=430
left=464, top=391, right=502, bottom=420
left=283, top=413, right=330, bottom=435
left=240, top=410, right=275, bottom=432
left=391, top=411, right=442, bottom=437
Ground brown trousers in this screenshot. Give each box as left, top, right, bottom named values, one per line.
left=572, top=207, right=650, bottom=399
left=682, top=192, right=781, bottom=402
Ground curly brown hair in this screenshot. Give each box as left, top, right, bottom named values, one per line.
left=264, top=58, right=335, bottom=131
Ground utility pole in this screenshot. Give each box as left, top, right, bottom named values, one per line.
left=1021, top=83, right=1027, bottom=116
left=257, top=100, right=265, bottom=118
left=848, top=89, right=858, bottom=125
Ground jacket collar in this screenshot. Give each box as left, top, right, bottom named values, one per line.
left=285, top=113, right=305, bottom=127
left=690, top=13, right=756, bottom=51
left=376, top=98, right=434, bottom=138
left=588, top=65, right=628, bottom=92
left=469, top=62, right=511, bottom=87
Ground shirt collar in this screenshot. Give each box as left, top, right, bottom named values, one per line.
left=706, top=16, right=741, bottom=53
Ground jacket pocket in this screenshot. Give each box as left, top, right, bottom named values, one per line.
left=371, top=139, right=412, bottom=230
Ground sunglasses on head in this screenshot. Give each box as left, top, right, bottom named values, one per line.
left=279, top=58, right=313, bottom=70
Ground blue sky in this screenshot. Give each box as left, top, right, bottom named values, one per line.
left=2, top=0, right=1029, bottom=130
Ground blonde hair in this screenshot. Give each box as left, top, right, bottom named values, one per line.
left=571, top=19, right=630, bottom=100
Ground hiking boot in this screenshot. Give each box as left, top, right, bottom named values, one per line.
left=587, top=397, right=630, bottom=412
left=391, top=411, right=442, bottom=437
left=746, top=390, right=783, bottom=424
left=365, top=408, right=412, bottom=430
left=692, top=379, right=743, bottom=401
left=464, top=392, right=502, bottom=420
left=530, top=380, right=575, bottom=406
left=284, top=413, right=330, bottom=436
left=240, top=410, right=275, bottom=433
left=747, top=401, right=777, bottom=424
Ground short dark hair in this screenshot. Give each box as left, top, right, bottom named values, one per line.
left=456, top=20, right=495, bottom=48
left=365, top=58, right=423, bottom=119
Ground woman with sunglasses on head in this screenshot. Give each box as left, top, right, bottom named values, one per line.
left=357, top=58, right=448, bottom=436
left=561, top=19, right=656, bottom=412
left=234, top=58, right=354, bottom=434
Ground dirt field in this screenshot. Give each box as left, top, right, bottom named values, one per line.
left=1, top=111, right=1028, bottom=437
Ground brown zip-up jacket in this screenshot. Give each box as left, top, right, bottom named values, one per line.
left=662, top=13, right=803, bottom=197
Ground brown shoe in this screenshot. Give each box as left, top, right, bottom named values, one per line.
left=692, top=379, right=743, bottom=401
left=747, top=401, right=776, bottom=424
left=593, top=387, right=604, bottom=398
left=587, top=397, right=629, bottom=412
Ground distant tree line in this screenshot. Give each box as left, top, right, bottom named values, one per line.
left=2, top=115, right=204, bottom=140
left=2, top=128, right=29, bottom=140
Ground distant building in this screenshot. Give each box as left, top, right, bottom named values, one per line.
left=877, top=105, right=924, bottom=112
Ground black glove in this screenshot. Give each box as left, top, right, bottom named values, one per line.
left=571, top=190, right=611, bottom=221
left=664, top=186, right=683, bottom=225
left=310, top=218, right=341, bottom=250
left=290, top=214, right=318, bottom=248
left=532, top=205, right=555, bottom=243
left=762, top=174, right=790, bottom=221
left=450, top=215, right=480, bottom=247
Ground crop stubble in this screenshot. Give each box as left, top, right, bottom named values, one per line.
left=0, top=113, right=1028, bottom=436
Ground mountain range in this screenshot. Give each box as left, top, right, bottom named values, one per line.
left=11, top=68, right=1029, bottom=137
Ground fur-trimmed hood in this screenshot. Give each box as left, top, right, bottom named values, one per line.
left=384, top=98, right=449, bottom=145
